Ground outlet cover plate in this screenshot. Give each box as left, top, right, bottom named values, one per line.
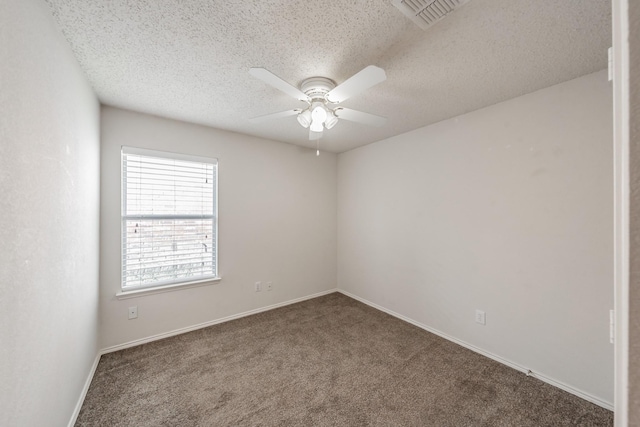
left=475, top=310, right=486, bottom=325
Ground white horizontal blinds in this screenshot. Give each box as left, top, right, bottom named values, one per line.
left=122, top=147, right=217, bottom=289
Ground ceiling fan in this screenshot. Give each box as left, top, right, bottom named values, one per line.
left=248, top=65, right=387, bottom=143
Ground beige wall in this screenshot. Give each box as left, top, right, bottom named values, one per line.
left=0, top=1, right=100, bottom=425
left=99, top=107, right=337, bottom=349
left=337, top=71, right=614, bottom=405
left=628, top=0, right=640, bottom=424
left=0, top=2, right=619, bottom=422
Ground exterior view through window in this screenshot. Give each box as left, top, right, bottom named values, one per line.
left=121, top=146, right=218, bottom=290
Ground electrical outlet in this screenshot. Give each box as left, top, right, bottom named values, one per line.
left=128, top=306, right=138, bottom=320
left=255, top=281, right=262, bottom=292
left=266, top=281, right=272, bottom=291
left=475, top=309, right=486, bottom=325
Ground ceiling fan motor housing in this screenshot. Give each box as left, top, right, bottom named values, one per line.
left=248, top=66, right=387, bottom=139
left=300, top=77, right=337, bottom=103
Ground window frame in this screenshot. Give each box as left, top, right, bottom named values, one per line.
left=119, top=146, right=219, bottom=294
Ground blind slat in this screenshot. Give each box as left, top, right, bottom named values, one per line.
left=122, top=147, right=218, bottom=290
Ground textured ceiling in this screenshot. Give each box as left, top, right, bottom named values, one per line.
left=44, top=0, right=611, bottom=153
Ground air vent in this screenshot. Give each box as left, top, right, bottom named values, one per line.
left=392, top=0, right=471, bottom=30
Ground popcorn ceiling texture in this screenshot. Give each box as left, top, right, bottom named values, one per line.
left=44, top=0, right=610, bottom=152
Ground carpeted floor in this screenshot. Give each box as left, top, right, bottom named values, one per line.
left=76, top=293, right=613, bottom=426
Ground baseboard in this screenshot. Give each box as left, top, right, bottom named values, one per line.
left=71, top=286, right=610, bottom=426
left=101, top=288, right=338, bottom=354
left=69, top=288, right=338, bottom=426
left=337, top=289, right=614, bottom=411
left=67, top=352, right=101, bottom=427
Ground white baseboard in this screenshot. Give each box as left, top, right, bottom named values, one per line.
left=101, top=288, right=338, bottom=354
left=67, top=352, right=101, bottom=427
left=70, top=286, right=610, bottom=427
left=70, top=288, right=338, bottom=426
left=337, top=289, right=613, bottom=411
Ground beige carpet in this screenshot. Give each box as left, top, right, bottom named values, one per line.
left=76, top=293, right=613, bottom=426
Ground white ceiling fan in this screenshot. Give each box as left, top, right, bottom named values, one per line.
left=249, top=66, right=387, bottom=142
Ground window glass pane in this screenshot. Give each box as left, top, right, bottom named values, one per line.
left=122, top=218, right=215, bottom=288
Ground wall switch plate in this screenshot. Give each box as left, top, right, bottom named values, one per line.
left=255, top=281, right=262, bottom=292
left=128, top=306, right=138, bottom=319
left=266, top=281, right=272, bottom=291
left=475, top=309, right=486, bottom=325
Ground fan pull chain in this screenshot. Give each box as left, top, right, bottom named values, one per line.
left=316, top=138, right=320, bottom=156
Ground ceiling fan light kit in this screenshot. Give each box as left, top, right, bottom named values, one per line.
left=249, top=65, right=388, bottom=148
left=296, top=109, right=312, bottom=128
left=325, top=110, right=339, bottom=130
left=310, top=102, right=328, bottom=132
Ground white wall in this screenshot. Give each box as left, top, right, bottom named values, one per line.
left=0, top=1, right=100, bottom=426
left=337, top=70, right=614, bottom=404
left=100, top=107, right=337, bottom=348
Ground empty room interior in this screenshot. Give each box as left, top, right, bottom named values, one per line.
left=2, top=0, right=638, bottom=426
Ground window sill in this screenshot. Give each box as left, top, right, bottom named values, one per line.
left=115, top=277, right=222, bottom=300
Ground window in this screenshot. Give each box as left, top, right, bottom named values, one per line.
left=121, top=146, right=218, bottom=291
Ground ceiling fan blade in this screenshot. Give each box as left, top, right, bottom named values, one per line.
left=326, top=65, right=386, bottom=103
left=309, top=129, right=323, bottom=140
left=335, top=108, right=387, bottom=127
left=249, top=68, right=309, bottom=101
left=249, top=109, right=301, bottom=123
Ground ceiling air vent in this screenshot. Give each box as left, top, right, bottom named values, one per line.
left=391, top=0, right=471, bottom=30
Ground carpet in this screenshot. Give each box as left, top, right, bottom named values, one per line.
left=76, top=293, right=613, bottom=426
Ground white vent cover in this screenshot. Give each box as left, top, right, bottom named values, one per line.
left=392, top=0, right=471, bottom=30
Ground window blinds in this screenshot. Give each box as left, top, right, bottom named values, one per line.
left=121, top=147, right=218, bottom=289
